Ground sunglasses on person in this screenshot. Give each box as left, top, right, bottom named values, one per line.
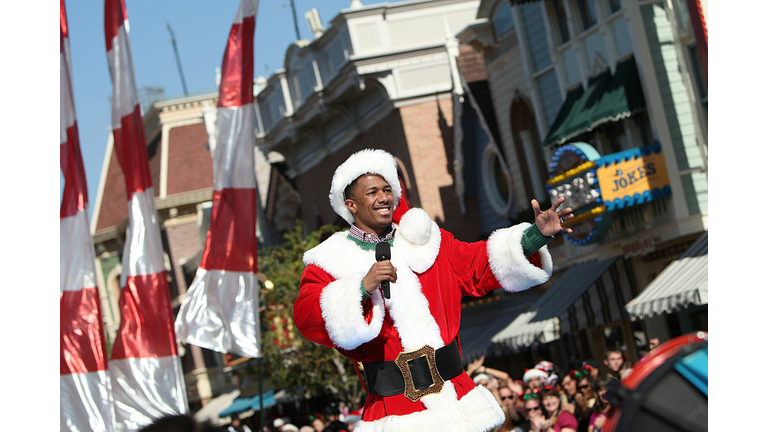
left=578, top=384, right=591, bottom=390
left=500, top=395, right=515, bottom=401
left=525, top=406, right=541, bottom=412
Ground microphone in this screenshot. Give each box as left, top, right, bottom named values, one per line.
left=375, top=242, right=391, bottom=299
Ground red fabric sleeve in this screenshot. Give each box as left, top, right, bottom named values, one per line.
left=293, top=264, right=338, bottom=348
left=440, top=229, right=502, bottom=298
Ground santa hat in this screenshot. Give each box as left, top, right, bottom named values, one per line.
left=523, top=368, right=548, bottom=384
left=473, top=373, right=491, bottom=384
left=329, top=149, right=402, bottom=225
left=535, top=361, right=554, bottom=374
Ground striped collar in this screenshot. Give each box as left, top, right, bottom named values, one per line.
left=348, top=223, right=396, bottom=243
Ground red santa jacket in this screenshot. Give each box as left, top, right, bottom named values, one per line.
left=293, top=208, right=553, bottom=432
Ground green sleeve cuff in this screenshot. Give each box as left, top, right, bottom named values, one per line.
left=360, top=281, right=371, bottom=301
left=522, top=224, right=554, bottom=258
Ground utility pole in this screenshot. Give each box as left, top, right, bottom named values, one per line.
left=166, top=23, right=189, bottom=96
left=290, top=0, right=301, bottom=40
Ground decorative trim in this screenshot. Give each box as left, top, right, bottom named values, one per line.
left=486, top=223, right=553, bottom=292
left=353, top=381, right=505, bottom=432
left=319, top=272, right=386, bottom=350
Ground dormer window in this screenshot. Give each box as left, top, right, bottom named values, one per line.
left=492, top=1, right=515, bottom=41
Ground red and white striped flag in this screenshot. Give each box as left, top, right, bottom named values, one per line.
left=104, top=0, right=188, bottom=428
left=175, top=0, right=262, bottom=359
left=60, top=1, right=116, bottom=430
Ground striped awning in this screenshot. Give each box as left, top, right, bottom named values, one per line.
left=626, top=232, right=708, bottom=320
left=492, top=257, right=634, bottom=349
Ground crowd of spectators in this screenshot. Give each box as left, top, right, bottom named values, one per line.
left=166, top=347, right=639, bottom=432
left=461, top=348, right=634, bottom=432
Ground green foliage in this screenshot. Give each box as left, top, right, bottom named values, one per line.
left=258, top=221, right=366, bottom=409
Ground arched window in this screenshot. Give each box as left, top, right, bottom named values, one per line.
left=492, top=1, right=515, bottom=41
left=481, top=147, right=513, bottom=214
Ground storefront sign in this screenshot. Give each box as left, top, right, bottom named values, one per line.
left=547, top=143, right=610, bottom=246
left=621, top=236, right=656, bottom=257
left=596, top=142, right=672, bottom=211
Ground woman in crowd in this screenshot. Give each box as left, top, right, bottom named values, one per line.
left=529, top=387, right=578, bottom=432
left=514, top=390, right=541, bottom=432
left=572, top=372, right=597, bottom=432
left=587, top=376, right=613, bottom=432
left=558, top=370, right=580, bottom=415
left=308, top=414, right=326, bottom=432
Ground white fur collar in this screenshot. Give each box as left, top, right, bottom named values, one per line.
left=303, top=208, right=444, bottom=351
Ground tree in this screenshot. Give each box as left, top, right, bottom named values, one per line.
left=258, top=221, right=366, bottom=410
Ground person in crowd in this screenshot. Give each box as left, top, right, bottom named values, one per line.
left=587, top=376, right=613, bottom=432
left=573, top=374, right=596, bottom=432
left=558, top=370, right=580, bottom=415
left=523, top=367, right=549, bottom=392
left=602, top=349, right=624, bottom=382
left=228, top=417, right=253, bottom=432
left=308, top=414, right=326, bottom=432
left=138, top=414, right=226, bottom=432
left=499, top=385, right=523, bottom=417
left=293, top=149, right=573, bottom=431
left=515, top=390, right=541, bottom=432
left=581, top=360, right=600, bottom=381
left=530, top=387, right=578, bottom=432
left=467, top=355, right=514, bottom=390
left=322, top=404, right=346, bottom=432
left=648, top=338, right=660, bottom=351
left=535, top=361, right=559, bottom=388
left=299, top=427, right=315, bottom=432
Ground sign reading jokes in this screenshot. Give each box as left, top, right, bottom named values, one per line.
left=595, top=142, right=672, bottom=211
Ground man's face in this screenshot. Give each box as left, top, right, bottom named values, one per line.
left=605, top=352, right=623, bottom=372
left=523, top=399, right=541, bottom=419
left=499, top=387, right=516, bottom=410
left=345, top=174, right=394, bottom=235
left=527, top=377, right=542, bottom=390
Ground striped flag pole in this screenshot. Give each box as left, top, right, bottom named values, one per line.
left=60, top=1, right=116, bottom=430
left=104, top=0, right=188, bottom=429
left=175, top=0, right=262, bottom=359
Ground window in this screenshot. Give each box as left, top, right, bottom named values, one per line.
left=553, top=0, right=570, bottom=45
left=492, top=1, right=515, bottom=40
left=688, top=43, right=707, bottom=118
left=482, top=148, right=512, bottom=214
left=577, top=0, right=598, bottom=31
left=608, top=0, right=622, bottom=15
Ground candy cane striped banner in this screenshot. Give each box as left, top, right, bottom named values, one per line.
left=60, top=1, right=116, bottom=430
left=174, top=0, right=262, bottom=359
left=104, top=0, right=188, bottom=429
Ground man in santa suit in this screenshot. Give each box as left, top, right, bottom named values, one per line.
left=293, top=149, right=573, bottom=432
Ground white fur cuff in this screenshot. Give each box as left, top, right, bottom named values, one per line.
left=319, top=273, right=385, bottom=350
left=486, top=223, right=553, bottom=292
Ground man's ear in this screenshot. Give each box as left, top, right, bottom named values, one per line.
left=344, top=198, right=357, bottom=214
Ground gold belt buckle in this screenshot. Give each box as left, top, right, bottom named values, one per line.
left=394, top=344, right=444, bottom=402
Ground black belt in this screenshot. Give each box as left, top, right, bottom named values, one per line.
left=362, top=338, right=463, bottom=402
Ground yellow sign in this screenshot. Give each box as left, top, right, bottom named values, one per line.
left=597, top=149, right=671, bottom=209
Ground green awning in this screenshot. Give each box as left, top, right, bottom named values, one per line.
left=543, top=56, right=646, bottom=149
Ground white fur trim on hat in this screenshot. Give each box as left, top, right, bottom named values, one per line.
left=473, top=373, right=491, bottom=384
left=523, top=368, right=548, bottom=384
left=329, top=149, right=402, bottom=225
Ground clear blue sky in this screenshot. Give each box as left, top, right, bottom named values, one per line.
left=64, top=0, right=408, bottom=216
